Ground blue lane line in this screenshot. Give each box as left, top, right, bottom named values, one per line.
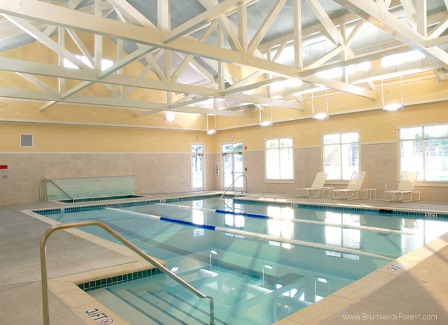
left=159, top=217, right=216, bottom=230
left=215, top=209, right=271, bottom=219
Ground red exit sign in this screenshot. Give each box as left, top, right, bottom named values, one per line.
left=0, top=165, right=8, bottom=170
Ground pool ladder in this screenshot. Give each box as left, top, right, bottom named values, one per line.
left=40, top=220, right=215, bottom=325
left=221, top=174, right=248, bottom=199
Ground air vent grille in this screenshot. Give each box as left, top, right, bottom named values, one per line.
left=20, top=134, right=33, bottom=147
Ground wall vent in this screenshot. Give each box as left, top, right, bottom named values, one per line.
left=20, top=134, right=33, bottom=147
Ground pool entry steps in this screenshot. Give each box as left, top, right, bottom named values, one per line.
left=40, top=220, right=215, bottom=325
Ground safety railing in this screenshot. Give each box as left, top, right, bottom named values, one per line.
left=40, top=179, right=75, bottom=202
left=40, top=221, right=215, bottom=325
left=221, top=174, right=248, bottom=199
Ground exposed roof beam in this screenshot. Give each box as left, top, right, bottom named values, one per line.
left=164, top=0, right=256, bottom=43
left=0, top=1, right=294, bottom=75
left=15, top=73, right=58, bottom=95
left=333, top=0, right=448, bottom=69
left=305, top=0, right=344, bottom=46
left=247, top=0, right=287, bottom=54
left=107, top=0, right=157, bottom=29
left=0, top=0, right=431, bottom=99
left=0, top=87, right=249, bottom=117
left=3, top=15, right=91, bottom=69
left=0, top=56, right=300, bottom=109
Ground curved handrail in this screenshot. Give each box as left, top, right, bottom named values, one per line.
left=40, top=179, right=75, bottom=202
left=221, top=174, right=248, bottom=199
left=40, top=220, right=215, bottom=325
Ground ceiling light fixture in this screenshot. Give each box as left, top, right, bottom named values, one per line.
left=382, top=76, right=404, bottom=112
left=165, top=112, right=176, bottom=122
left=206, top=114, right=217, bottom=135
left=312, top=90, right=329, bottom=120
left=259, top=106, right=273, bottom=127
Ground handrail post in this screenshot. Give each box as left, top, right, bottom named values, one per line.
left=208, top=296, right=215, bottom=325
left=40, top=228, right=52, bottom=325
left=40, top=221, right=215, bottom=325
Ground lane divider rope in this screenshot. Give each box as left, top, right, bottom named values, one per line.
left=106, top=207, right=393, bottom=261
left=215, top=210, right=414, bottom=235
left=154, top=203, right=413, bottom=235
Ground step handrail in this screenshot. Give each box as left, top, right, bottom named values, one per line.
left=40, top=179, right=75, bottom=202
left=220, top=174, right=248, bottom=199
left=40, top=220, right=215, bottom=325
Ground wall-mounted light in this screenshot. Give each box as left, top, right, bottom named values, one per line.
left=382, top=76, right=404, bottom=112
left=206, top=114, right=217, bottom=135
left=312, top=90, right=329, bottom=120
left=165, top=112, right=176, bottom=122
left=259, top=106, right=273, bottom=127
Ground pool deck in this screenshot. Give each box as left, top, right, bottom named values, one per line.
left=1, top=192, right=447, bottom=324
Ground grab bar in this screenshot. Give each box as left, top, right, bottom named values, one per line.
left=40, top=221, right=215, bottom=325
left=40, top=179, right=75, bottom=203
left=221, top=174, right=248, bottom=199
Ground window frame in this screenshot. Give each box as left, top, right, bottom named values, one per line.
left=398, top=123, right=448, bottom=183
left=322, top=131, right=360, bottom=181
left=264, top=137, right=295, bottom=182
left=190, top=143, right=204, bottom=190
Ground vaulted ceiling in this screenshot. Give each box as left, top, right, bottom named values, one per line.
left=0, top=0, right=447, bottom=121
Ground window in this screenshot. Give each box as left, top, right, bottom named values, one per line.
left=399, top=124, right=448, bottom=181
left=191, top=144, right=204, bottom=189
left=265, top=138, right=294, bottom=180
left=323, top=132, right=359, bottom=180
left=222, top=143, right=244, bottom=189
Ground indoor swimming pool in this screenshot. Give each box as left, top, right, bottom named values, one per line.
left=36, top=195, right=448, bottom=324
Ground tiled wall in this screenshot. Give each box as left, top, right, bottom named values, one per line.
left=45, top=176, right=136, bottom=201
left=237, top=143, right=448, bottom=200
left=1, top=142, right=448, bottom=206
left=0, top=152, right=203, bottom=205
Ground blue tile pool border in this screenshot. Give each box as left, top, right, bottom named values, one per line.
left=77, top=268, right=163, bottom=292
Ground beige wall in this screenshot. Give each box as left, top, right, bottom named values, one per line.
left=2, top=98, right=448, bottom=205
left=2, top=96, right=448, bottom=205
left=1, top=35, right=448, bottom=205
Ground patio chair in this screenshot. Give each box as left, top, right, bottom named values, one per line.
left=384, top=171, right=420, bottom=202
left=294, top=172, right=331, bottom=198
left=332, top=171, right=366, bottom=200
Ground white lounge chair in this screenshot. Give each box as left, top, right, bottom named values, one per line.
left=384, top=171, right=420, bottom=202
left=332, top=171, right=366, bottom=200
left=295, top=172, right=330, bottom=198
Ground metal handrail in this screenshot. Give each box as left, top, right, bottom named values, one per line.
left=40, top=221, right=215, bottom=325
left=40, top=179, right=75, bottom=202
left=221, top=174, right=248, bottom=199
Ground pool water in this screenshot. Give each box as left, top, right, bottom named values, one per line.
left=38, top=196, right=448, bottom=324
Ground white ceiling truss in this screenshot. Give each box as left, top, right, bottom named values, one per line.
left=0, top=0, right=447, bottom=119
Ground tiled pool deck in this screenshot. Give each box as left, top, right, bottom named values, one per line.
left=1, top=192, right=447, bottom=324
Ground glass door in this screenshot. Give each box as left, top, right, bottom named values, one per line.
left=222, top=143, right=244, bottom=191
left=191, top=144, right=204, bottom=190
